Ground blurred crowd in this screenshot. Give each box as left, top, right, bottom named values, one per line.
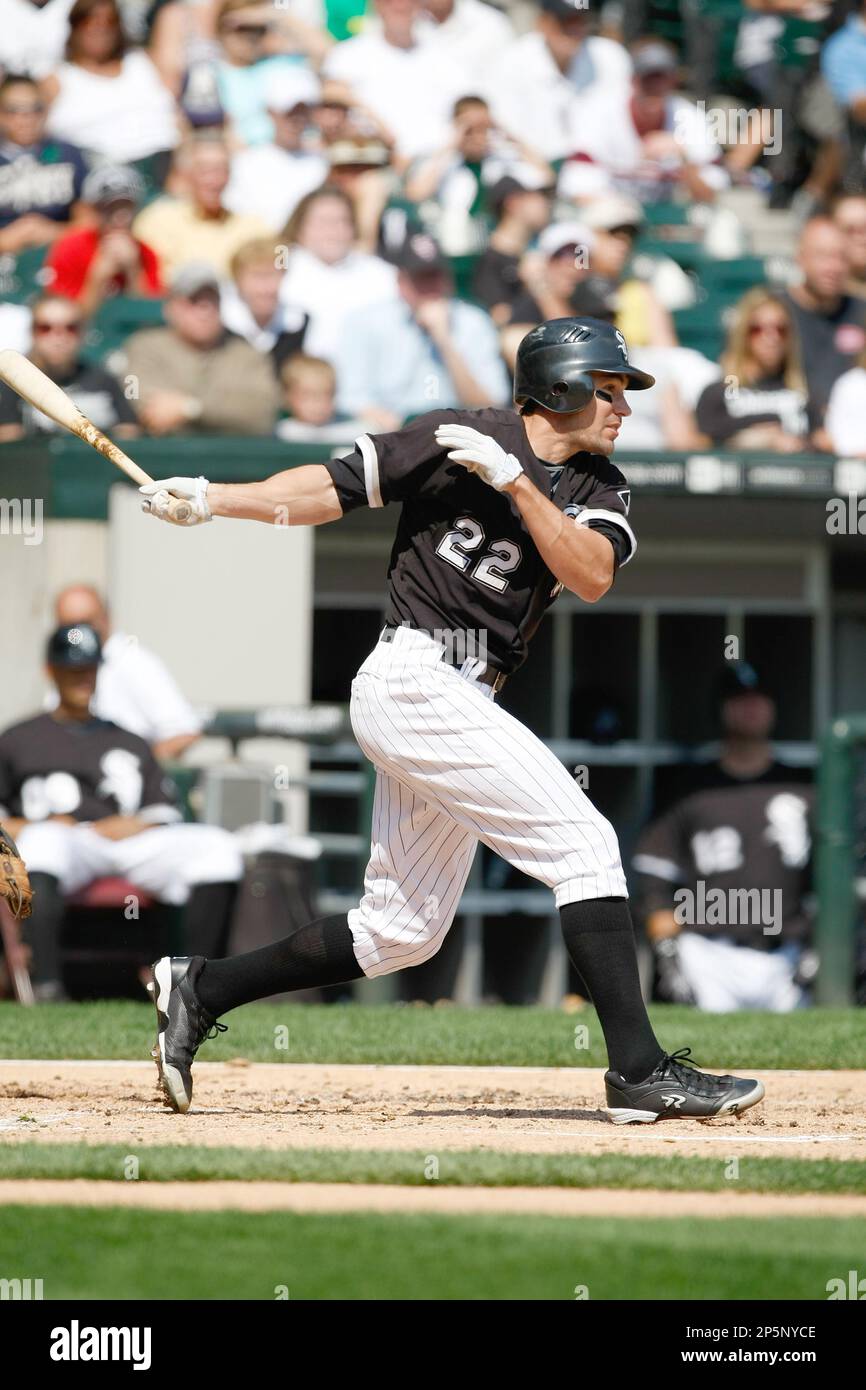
left=0, top=0, right=865, bottom=452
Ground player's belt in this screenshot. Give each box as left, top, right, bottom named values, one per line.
left=381, top=625, right=508, bottom=693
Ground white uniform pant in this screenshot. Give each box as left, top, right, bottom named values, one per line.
left=677, top=932, right=805, bottom=1012
left=347, top=626, right=626, bottom=978
left=16, top=820, right=244, bottom=906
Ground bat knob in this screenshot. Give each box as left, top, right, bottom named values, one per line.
left=169, top=499, right=192, bottom=524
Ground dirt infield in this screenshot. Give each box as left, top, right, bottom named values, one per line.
left=2, top=1179, right=866, bottom=1218
left=1, top=1060, right=865, bottom=1161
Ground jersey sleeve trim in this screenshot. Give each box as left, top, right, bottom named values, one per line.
left=633, top=852, right=682, bottom=882
left=356, top=433, right=384, bottom=509
left=138, top=804, right=184, bottom=826
left=576, top=507, right=637, bottom=564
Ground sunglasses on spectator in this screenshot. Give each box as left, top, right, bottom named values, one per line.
left=34, top=321, right=82, bottom=336
left=748, top=321, right=788, bottom=338
left=1, top=101, right=46, bottom=115
left=222, top=21, right=267, bottom=35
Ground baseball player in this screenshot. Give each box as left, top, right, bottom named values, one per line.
left=635, top=661, right=814, bottom=1012
left=0, top=624, right=243, bottom=999
left=140, top=316, right=765, bottom=1122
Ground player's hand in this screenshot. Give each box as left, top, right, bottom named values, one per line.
left=89, top=815, right=149, bottom=841
left=139, top=475, right=212, bottom=526
left=653, top=937, right=696, bottom=1006
left=435, top=423, right=523, bottom=492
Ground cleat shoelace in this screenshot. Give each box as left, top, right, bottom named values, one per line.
left=195, top=1016, right=227, bottom=1048
left=653, top=1047, right=729, bottom=1098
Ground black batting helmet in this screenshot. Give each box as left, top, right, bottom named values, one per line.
left=514, top=317, right=655, bottom=414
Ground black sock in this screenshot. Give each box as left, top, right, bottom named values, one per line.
left=560, top=897, right=664, bottom=1083
left=195, top=913, right=363, bottom=1016
left=23, top=873, right=65, bottom=986
left=182, top=881, right=240, bottom=958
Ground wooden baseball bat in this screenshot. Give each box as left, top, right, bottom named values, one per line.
left=0, top=349, right=192, bottom=522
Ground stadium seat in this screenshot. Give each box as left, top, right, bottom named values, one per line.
left=83, top=296, right=166, bottom=365
left=61, top=877, right=178, bottom=1000
left=0, top=245, right=49, bottom=304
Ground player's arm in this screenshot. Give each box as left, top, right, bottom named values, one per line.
left=140, top=464, right=344, bottom=527
left=502, top=474, right=615, bottom=602
left=434, top=423, right=628, bottom=603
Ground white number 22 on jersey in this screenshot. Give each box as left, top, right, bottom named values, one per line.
left=436, top=517, right=522, bottom=594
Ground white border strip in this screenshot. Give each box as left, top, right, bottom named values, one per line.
left=356, top=433, right=383, bottom=509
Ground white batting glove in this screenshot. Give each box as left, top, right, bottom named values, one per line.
left=435, top=423, right=523, bottom=492
left=139, top=475, right=212, bottom=526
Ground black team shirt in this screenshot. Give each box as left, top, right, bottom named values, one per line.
left=324, top=407, right=636, bottom=676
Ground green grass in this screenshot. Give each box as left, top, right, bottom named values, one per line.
left=1, top=1206, right=862, bottom=1299
left=1, top=1142, right=865, bottom=1193
left=1, top=1001, right=864, bottom=1068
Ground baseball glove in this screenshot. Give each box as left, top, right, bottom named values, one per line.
left=0, top=825, right=33, bottom=919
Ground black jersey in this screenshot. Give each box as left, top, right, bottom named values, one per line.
left=0, top=713, right=179, bottom=824
left=633, top=762, right=814, bottom=947
left=325, top=407, right=636, bottom=675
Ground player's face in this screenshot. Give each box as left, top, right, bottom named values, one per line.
left=569, top=373, right=631, bottom=456
left=721, top=692, right=776, bottom=740
left=49, top=664, right=98, bottom=716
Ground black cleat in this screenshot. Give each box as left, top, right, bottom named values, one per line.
left=150, top=955, right=226, bottom=1113
left=605, top=1047, right=765, bottom=1124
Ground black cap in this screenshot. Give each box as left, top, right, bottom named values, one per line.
left=396, top=231, right=448, bottom=277
left=488, top=175, right=552, bottom=216
left=46, top=623, right=103, bottom=667
left=540, top=0, right=591, bottom=20
left=717, top=661, right=772, bottom=702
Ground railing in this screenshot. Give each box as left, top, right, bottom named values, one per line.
left=0, top=435, right=859, bottom=522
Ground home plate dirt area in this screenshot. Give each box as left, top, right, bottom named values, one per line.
left=1, top=1061, right=864, bottom=1161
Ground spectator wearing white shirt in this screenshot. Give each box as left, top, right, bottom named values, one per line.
left=566, top=39, right=727, bottom=205
left=278, top=184, right=398, bottom=362
left=322, top=0, right=474, bottom=163
left=404, top=95, right=554, bottom=256
left=43, top=0, right=179, bottom=173
left=616, top=345, right=720, bottom=452
left=826, top=351, right=866, bottom=458
left=221, top=237, right=308, bottom=375
left=224, top=68, right=328, bottom=232
left=421, top=0, right=514, bottom=72
left=485, top=0, right=632, bottom=163
left=334, top=230, right=509, bottom=427
left=51, top=585, right=203, bottom=762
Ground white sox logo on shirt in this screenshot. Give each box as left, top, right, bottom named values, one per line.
left=97, top=749, right=143, bottom=815
left=763, top=793, right=810, bottom=869
left=20, top=749, right=143, bottom=819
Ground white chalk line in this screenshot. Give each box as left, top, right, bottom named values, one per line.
left=457, top=1127, right=861, bottom=1145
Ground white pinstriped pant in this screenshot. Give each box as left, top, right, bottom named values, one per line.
left=347, top=626, right=627, bottom=978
